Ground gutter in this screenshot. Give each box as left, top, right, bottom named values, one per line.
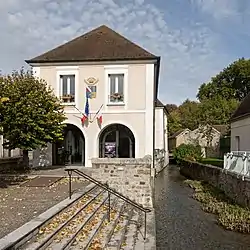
left=152, top=57, right=161, bottom=176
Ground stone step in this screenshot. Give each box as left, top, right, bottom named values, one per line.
left=0, top=182, right=153, bottom=250
left=86, top=200, right=126, bottom=249
left=69, top=197, right=119, bottom=249
left=20, top=186, right=105, bottom=250
left=105, top=204, right=134, bottom=249
left=46, top=195, right=117, bottom=249
left=121, top=209, right=142, bottom=250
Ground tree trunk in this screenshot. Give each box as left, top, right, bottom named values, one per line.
left=22, top=150, right=29, bottom=169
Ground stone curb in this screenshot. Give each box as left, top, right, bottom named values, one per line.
left=134, top=209, right=157, bottom=250
left=0, top=183, right=96, bottom=250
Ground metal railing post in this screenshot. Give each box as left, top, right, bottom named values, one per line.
left=68, top=170, right=72, bottom=199
left=106, top=182, right=111, bottom=222
left=64, top=168, right=151, bottom=238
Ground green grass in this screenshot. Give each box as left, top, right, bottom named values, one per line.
left=184, top=180, right=250, bottom=233
left=200, top=158, right=223, bottom=168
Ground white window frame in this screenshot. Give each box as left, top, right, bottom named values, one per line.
left=56, top=69, right=79, bottom=106
left=105, top=66, right=128, bottom=106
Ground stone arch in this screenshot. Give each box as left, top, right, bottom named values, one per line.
left=52, top=123, right=86, bottom=166
left=98, top=123, right=135, bottom=158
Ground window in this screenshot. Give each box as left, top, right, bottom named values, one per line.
left=108, top=74, right=124, bottom=104
left=60, top=75, right=75, bottom=104
left=235, top=136, right=240, bottom=152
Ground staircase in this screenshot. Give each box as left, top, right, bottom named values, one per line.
left=0, top=171, right=155, bottom=250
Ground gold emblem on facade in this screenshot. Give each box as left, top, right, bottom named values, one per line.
left=84, top=77, right=99, bottom=85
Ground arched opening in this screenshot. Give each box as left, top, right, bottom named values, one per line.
left=53, top=124, right=85, bottom=166
left=99, top=124, right=135, bottom=158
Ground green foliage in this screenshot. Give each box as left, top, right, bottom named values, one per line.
left=167, top=109, right=182, bottom=136
left=167, top=99, right=200, bottom=135
left=200, top=158, right=223, bottom=168
left=0, top=69, right=66, bottom=151
left=184, top=180, right=250, bottom=233
left=220, top=136, right=230, bottom=156
left=198, top=96, right=239, bottom=126
left=197, top=58, right=250, bottom=102
left=165, top=104, right=178, bottom=113
left=173, top=144, right=202, bottom=163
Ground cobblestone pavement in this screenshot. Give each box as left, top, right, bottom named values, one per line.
left=0, top=176, right=87, bottom=238
left=155, top=166, right=250, bottom=250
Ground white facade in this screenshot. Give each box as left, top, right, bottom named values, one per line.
left=30, top=62, right=167, bottom=168
left=231, top=116, right=250, bottom=152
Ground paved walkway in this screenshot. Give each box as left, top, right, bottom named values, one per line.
left=155, top=166, right=250, bottom=250
left=29, top=166, right=92, bottom=177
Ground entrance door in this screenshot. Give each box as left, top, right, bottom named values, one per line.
left=99, top=124, right=135, bottom=158
left=53, top=124, right=85, bottom=166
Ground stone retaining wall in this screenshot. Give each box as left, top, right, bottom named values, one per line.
left=0, top=157, right=24, bottom=173
left=91, top=157, right=153, bottom=208
left=179, top=159, right=250, bottom=208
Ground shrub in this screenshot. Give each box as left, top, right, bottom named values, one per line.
left=173, top=144, right=202, bottom=164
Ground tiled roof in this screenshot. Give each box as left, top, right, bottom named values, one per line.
left=156, top=99, right=168, bottom=114
left=26, top=25, right=158, bottom=64
left=231, top=93, right=250, bottom=121
left=169, top=129, right=190, bottom=138
left=212, top=125, right=228, bottom=135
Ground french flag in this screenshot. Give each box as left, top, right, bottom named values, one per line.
left=86, top=86, right=92, bottom=99
left=97, top=110, right=102, bottom=125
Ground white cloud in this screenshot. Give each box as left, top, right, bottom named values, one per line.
left=192, top=0, right=240, bottom=20
left=0, top=0, right=236, bottom=104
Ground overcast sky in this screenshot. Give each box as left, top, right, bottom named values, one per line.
left=1, top=0, right=250, bottom=104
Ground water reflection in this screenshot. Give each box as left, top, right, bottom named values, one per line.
left=154, top=165, right=250, bottom=250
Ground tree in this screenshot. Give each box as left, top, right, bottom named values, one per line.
left=165, top=104, right=178, bottom=113
left=0, top=97, right=9, bottom=122
left=167, top=99, right=200, bottom=136
left=178, top=99, right=200, bottom=130
left=167, top=109, right=182, bottom=136
left=0, top=69, right=66, bottom=167
left=197, top=96, right=239, bottom=147
left=198, top=96, right=239, bottom=126
left=197, top=58, right=250, bottom=102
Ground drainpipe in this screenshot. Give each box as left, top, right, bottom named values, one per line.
left=152, top=57, right=161, bottom=178
left=152, top=98, right=156, bottom=178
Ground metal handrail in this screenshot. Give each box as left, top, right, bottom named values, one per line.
left=65, top=168, right=151, bottom=240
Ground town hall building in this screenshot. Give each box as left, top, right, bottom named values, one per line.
left=25, top=25, right=168, bottom=169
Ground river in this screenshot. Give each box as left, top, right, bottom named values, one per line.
left=154, top=165, right=250, bottom=250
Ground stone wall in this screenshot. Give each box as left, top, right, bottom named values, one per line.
left=91, top=157, right=153, bottom=208
left=179, top=160, right=250, bottom=208
left=0, top=157, right=24, bottom=173
left=154, top=149, right=165, bottom=174
left=31, top=144, right=52, bottom=168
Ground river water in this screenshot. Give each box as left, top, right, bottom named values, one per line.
left=154, top=165, right=250, bottom=250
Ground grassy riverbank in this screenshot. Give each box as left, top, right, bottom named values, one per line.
left=184, top=179, right=250, bottom=234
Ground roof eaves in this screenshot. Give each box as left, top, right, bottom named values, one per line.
left=230, top=113, right=250, bottom=123
left=25, top=56, right=159, bottom=65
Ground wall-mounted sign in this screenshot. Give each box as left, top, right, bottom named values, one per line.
left=104, top=142, right=116, bottom=158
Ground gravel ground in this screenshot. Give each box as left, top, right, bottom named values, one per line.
left=0, top=176, right=88, bottom=238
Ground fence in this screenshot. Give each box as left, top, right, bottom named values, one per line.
left=223, top=151, right=250, bottom=179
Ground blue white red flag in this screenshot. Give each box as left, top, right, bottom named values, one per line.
left=85, top=97, right=89, bottom=117
left=86, top=86, right=92, bottom=99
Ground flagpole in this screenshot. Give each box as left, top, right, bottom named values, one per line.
left=92, top=104, right=103, bottom=120
left=74, top=105, right=84, bottom=115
